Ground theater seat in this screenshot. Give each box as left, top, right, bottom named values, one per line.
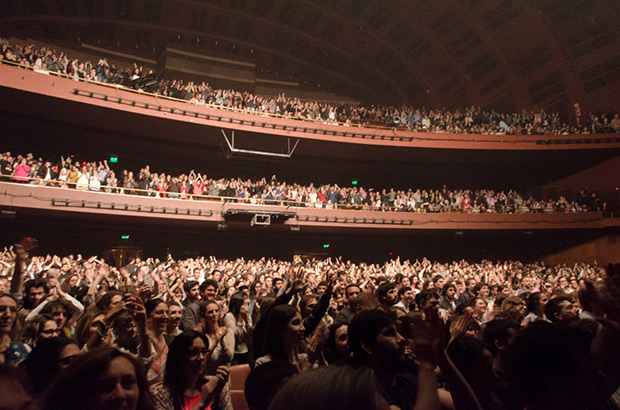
left=230, top=364, right=251, bottom=390
left=231, top=389, right=249, bottom=410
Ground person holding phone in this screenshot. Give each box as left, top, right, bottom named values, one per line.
left=150, top=331, right=229, bottom=410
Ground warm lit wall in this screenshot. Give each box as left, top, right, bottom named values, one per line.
left=538, top=155, right=620, bottom=193
left=528, top=154, right=620, bottom=209
left=543, top=234, right=620, bottom=265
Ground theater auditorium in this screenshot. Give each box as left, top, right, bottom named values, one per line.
left=1, top=2, right=620, bottom=410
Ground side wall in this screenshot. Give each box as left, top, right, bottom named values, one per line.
left=529, top=154, right=620, bottom=212
left=543, top=233, right=620, bottom=265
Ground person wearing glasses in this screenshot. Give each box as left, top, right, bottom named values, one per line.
left=150, top=331, right=230, bottom=410
left=19, top=313, right=59, bottom=348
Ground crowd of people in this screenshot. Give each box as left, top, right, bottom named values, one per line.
left=1, top=240, right=620, bottom=410
left=2, top=37, right=620, bottom=136
left=2, top=36, right=620, bottom=410
left=1, top=151, right=606, bottom=214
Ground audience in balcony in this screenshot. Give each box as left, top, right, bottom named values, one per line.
left=2, top=38, right=619, bottom=137
left=0, top=150, right=604, bottom=214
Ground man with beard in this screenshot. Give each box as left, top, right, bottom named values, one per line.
left=377, top=282, right=398, bottom=312
left=336, top=284, right=360, bottom=324
left=544, top=296, right=579, bottom=325
left=348, top=310, right=439, bottom=410
left=181, top=280, right=200, bottom=331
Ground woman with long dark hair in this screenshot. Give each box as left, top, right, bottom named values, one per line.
left=223, top=292, right=251, bottom=365
left=324, top=322, right=349, bottom=364
left=255, top=304, right=306, bottom=371
left=150, top=331, right=229, bottom=410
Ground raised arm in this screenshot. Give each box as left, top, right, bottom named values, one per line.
left=10, top=244, right=28, bottom=296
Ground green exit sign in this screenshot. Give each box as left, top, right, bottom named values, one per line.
left=109, top=156, right=118, bottom=163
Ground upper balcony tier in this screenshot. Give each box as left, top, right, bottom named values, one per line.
left=2, top=64, right=620, bottom=152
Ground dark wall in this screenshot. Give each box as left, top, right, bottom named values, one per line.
left=2, top=211, right=617, bottom=264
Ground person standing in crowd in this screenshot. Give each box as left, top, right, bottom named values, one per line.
left=255, top=304, right=307, bottom=371
left=482, top=319, right=524, bottom=410
left=25, top=277, right=84, bottom=339
left=348, top=310, right=440, bottom=410
left=145, top=299, right=170, bottom=382
left=458, top=278, right=477, bottom=305
left=335, top=284, right=360, bottom=324
left=197, top=300, right=234, bottom=410
left=223, top=292, right=251, bottom=365
left=0, top=293, right=29, bottom=365
left=499, top=296, right=527, bottom=324
left=544, top=296, right=578, bottom=324
left=40, top=347, right=155, bottom=410
left=167, top=302, right=183, bottom=337
left=268, top=365, right=389, bottom=410
left=19, top=313, right=59, bottom=348
left=11, top=158, right=30, bottom=183
left=524, top=292, right=549, bottom=323
left=300, top=276, right=334, bottom=337
left=21, top=337, right=80, bottom=396
left=323, top=322, right=349, bottom=364
left=181, top=281, right=200, bottom=332
left=377, top=282, right=398, bottom=312
left=150, top=331, right=230, bottom=410
left=200, top=280, right=219, bottom=303
left=440, top=282, right=458, bottom=313
left=394, top=286, right=414, bottom=313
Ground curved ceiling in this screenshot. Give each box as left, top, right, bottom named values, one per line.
left=1, top=0, right=620, bottom=117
